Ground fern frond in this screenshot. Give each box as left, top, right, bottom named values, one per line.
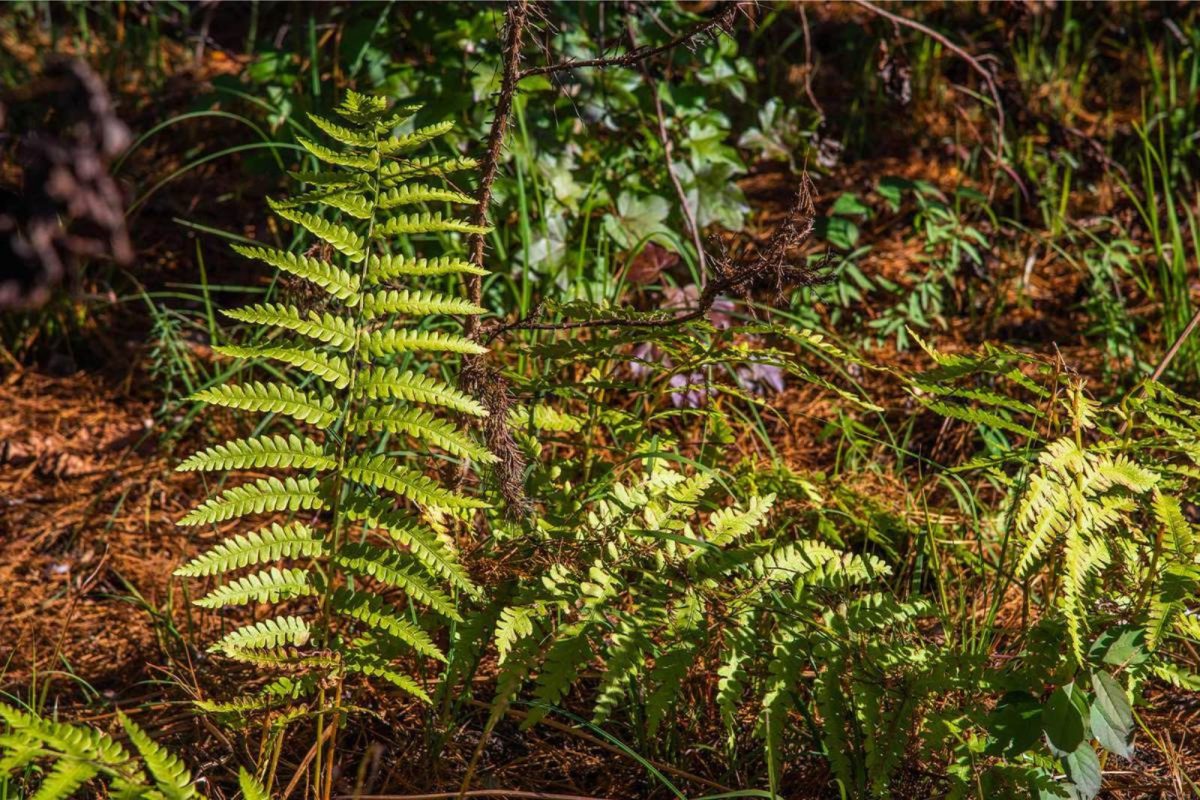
left=592, top=621, right=647, bottom=724
left=306, top=112, right=375, bottom=147
left=521, top=626, right=591, bottom=729
left=177, top=476, right=325, bottom=527
left=222, top=303, right=355, bottom=349
left=213, top=344, right=351, bottom=389
left=352, top=404, right=496, bottom=462
left=1153, top=490, right=1194, bottom=558
left=332, top=542, right=460, bottom=620
left=360, top=328, right=488, bottom=357
left=644, top=644, right=696, bottom=736
left=495, top=606, right=538, bottom=664
left=342, top=658, right=431, bottom=703
left=210, top=615, right=311, bottom=655
left=377, top=183, right=474, bottom=208
left=119, top=714, right=199, bottom=800
left=342, top=497, right=477, bottom=595
left=330, top=588, right=445, bottom=661
left=239, top=768, right=271, bottom=800
left=190, top=381, right=338, bottom=427
left=377, top=120, right=455, bottom=155
left=289, top=170, right=364, bottom=188
left=230, top=245, right=361, bottom=301
left=342, top=453, right=488, bottom=508
left=194, top=567, right=315, bottom=608
left=29, top=760, right=99, bottom=800
left=705, top=494, right=775, bottom=546
left=268, top=202, right=366, bottom=262
left=366, top=254, right=487, bottom=283
left=360, top=288, right=486, bottom=320
left=356, top=368, right=488, bottom=416
left=374, top=212, right=490, bottom=238
left=177, top=433, right=333, bottom=473
left=296, top=136, right=378, bottom=170
left=381, top=155, right=480, bottom=181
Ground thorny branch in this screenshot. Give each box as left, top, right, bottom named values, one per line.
left=463, top=0, right=530, bottom=341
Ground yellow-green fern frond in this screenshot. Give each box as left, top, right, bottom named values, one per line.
left=190, top=381, right=338, bottom=427
left=213, top=344, right=352, bottom=389
left=377, top=183, right=474, bottom=209
left=177, top=433, right=333, bottom=473
left=366, top=254, right=487, bottom=283
left=360, top=288, right=486, bottom=319
left=360, top=328, right=487, bottom=357
left=268, top=202, right=366, bottom=261
left=174, top=522, right=323, bottom=577
left=342, top=453, right=489, bottom=508
left=230, top=245, right=361, bottom=301
left=333, top=542, right=460, bottom=620
left=374, top=212, right=490, bottom=238
left=222, top=303, right=355, bottom=349
left=194, top=567, right=315, bottom=609
left=352, top=404, right=496, bottom=462
left=329, top=588, right=445, bottom=661
left=356, top=368, right=488, bottom=416
left=210, top=615, right=311, bottom=655
left=177, top=476, right=325, bottom=527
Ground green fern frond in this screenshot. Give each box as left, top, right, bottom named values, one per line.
left=222, top=303, right=355, bottom=349
left=194, top=567, right=315, bottom=608
left=213, top=344, right=352, bottom=389
left=360, top=289, right=486, bottom=320
left=239, top=768, right=271, bottom=800
left=366, top=254, right=487, bottom=283
left=210, top=615, right=311, bottom=655
left=377, top=120, right=455, bottom=155
left=268, top=202, right=366, bottom=262
left=330, top=588, right=445, bottom=661
left=30, top=760, right=100, bottom=800
left=289, top=170, right=364, bottom=188
left=177, top=476, right=325, bottom=527
left=359, top=328, right=488, bottom=357
left=356, top=368, right=488, bottom=416
left=352, top=404, right=496, bottom=462
left=343, top=453, right=487, bottom=508
left=342, top=497, right=477, bottom=595
left=342, top=658, right=431, bottom=703
left=230, top=245, right=361, bottom=302
left=705, top=493, right=775, bottom=546
left=592, top=621, right=647, bottom=724
left=380, top=154, right=480, bottom=181
left=177, top=434, right=333, bottom=473
left=119, top=714, right=199, bottom=800
left=306, top=112, right=376, bottom=146
left=377, top=183, right=474, bottom=208
left=495, top=606, right=538, bottom=664
left=374, top=212, right=490, bottom=238
left=333, top=542, right=460, bottom=620
left=296, top=135, right=379, bottom=170
left=190, top=381, right=338, bottom=427
left=521, top=627, right=591, bottom=729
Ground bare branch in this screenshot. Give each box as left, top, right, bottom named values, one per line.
left=517, top=3, right=741, bottom=81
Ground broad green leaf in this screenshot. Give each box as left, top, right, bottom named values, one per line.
left=1089, top=671, right=1133, bottom=758
left=1042, top=683, right=1086, bottom=757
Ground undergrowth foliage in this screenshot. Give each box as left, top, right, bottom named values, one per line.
left=176, top=91, right=492, bottom=710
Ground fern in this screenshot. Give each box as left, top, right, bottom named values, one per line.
left=0, top=703, right=258, bottom=800
left=175, top=90, right=492, bottom=714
